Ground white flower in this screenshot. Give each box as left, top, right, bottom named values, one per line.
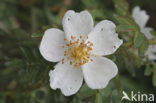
left=132, top=6, right=156, bottom=60
left=39, top=10, right=123, bottom=96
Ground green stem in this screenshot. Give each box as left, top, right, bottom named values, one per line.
left=95, top=90, right=102, bottom=103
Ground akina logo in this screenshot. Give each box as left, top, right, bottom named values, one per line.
left=121, top=91, right=154, bottom=102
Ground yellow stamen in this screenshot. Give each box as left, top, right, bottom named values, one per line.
left=71, top=36, right=76, bottom=39
left=62, top=59, right=64, bottom=64
left=64, top=38, right=67, bottom=42
left=86, top=36, right=88, bottom=39
left=62, top=35, right=94, bottom=68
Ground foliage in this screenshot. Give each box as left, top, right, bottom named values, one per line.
left=0, top=0, right=156, bottom=103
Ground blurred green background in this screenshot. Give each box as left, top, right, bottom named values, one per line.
left=0, top=0, right=156, bottom=103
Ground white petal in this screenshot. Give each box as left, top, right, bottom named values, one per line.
left=39, top=28, right=65, bottom=62
left=145, top=45, right=156, bottom=60
left=49, top=62, right=83, bottom=96
left=132, top=6, right=149, bottom=28
left=141, top=27, right=153, bottom=40
left=87, top=20, right=123, bottom=56
left=62, top=10, right=93, bottom=40
left=82, top=56, right=118, bottom=89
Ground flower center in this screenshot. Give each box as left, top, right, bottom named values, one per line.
left=62, top=35, right=94, bottom=68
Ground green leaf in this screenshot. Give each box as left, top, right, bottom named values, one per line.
left=150, top=30, right=156, bottom=37
left=44, top=8, right=61, bottom=26
left=116, top=24, right=132, bottom=33
left=116, top=16, right=140, bottom=31
left=76, top=84, right=95, bottom=99
left=95, top=91, right=102, bottom=103
left=81, top=0, right=98, bottom=8
left=134, top=31, right=145, bottom=47
left=138, top=37, right=148, bottom=57
left=90, top=9, right=104, bottom=19
left=32, top=31, right=43, bottom=37
left=113, top=0, right=129, bottom=16
left=144, top=65, right=152, bottom=76
left=20, top=47, right=33, bottom=61
left=99, top=85, right=111, bottom=97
